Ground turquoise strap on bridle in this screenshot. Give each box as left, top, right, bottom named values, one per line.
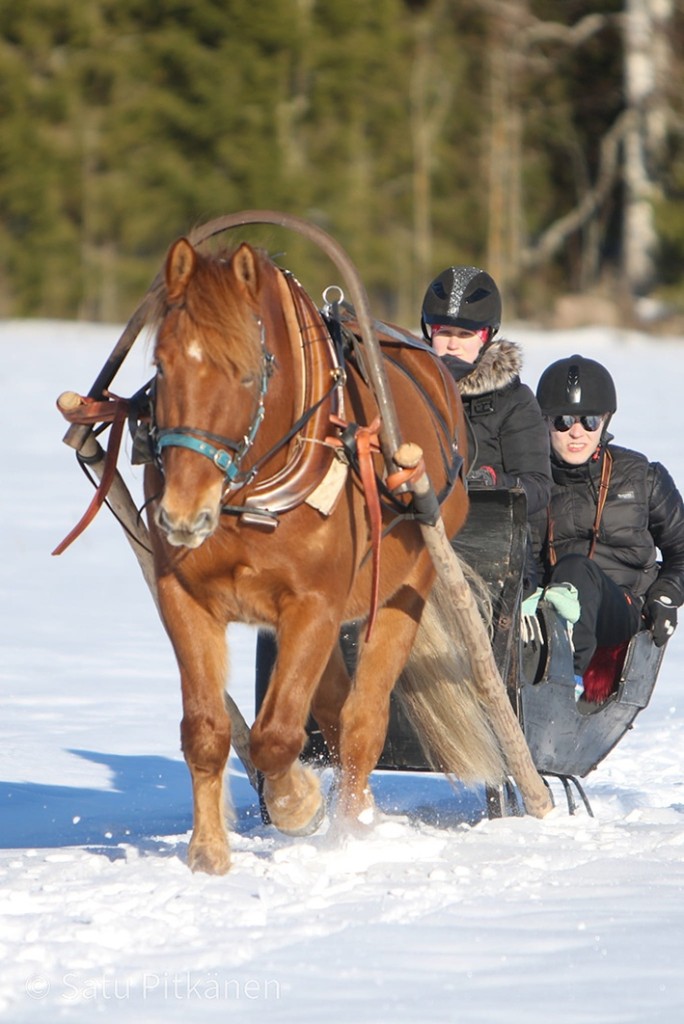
left=156, top=429, right=246, bottom=481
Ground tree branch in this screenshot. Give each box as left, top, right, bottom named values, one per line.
left=517, top=12, right=613, bottom=51
left=521, top=109, right=635, bottom=269
left=470, top=2, right=616, bottom=53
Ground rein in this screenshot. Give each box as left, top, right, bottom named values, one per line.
left=52, top=392, right=133, bottom=555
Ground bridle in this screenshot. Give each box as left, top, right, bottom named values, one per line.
left=151, top=317, right=275, bottom=491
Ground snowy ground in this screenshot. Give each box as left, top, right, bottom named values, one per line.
left=1, top=317, right=684, bottom=1023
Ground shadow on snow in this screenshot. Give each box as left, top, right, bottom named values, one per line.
left=0, top=749, right=487, bottom=856
left=0, top=749, right=248, bottom=853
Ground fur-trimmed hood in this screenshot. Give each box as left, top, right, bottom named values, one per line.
left=455, top=337, right=523, bottom=397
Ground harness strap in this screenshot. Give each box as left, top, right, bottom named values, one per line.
left=53, top=394, right=130, bottom=554
left=548, top=447, right=613, bottom=567
left=228, top=382, right=338, bottom=493
left=588, top=447, right=613, bottom=559
left=326, top=414, right=383, bottom=641
left=386, top=459, right=426, bottom=493
left=157, top=429, right=244, bottom=480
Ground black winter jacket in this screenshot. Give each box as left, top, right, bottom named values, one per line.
left=531, top=441, right=684, bottom=606
left=443, top=338, right=551, bottom=516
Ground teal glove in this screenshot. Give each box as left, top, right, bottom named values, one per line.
left=521, top=587, right=543, bottom=617
left=543, top=582, right=581, bottom=624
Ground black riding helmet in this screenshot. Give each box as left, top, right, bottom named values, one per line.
left=536, top=355, right=617, bottom=418
left=421, top=266, right=502, bottom=341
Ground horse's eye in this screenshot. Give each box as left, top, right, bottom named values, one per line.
left=155, top=360, right=165, bottom=379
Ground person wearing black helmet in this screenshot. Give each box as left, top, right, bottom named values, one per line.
left=532, top=354, right=684, bottom=696
left=421, top=266, right=552, bottom=596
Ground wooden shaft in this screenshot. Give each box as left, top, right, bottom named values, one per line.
left=57, top=390, right=83, bottom=413
left=394, top=443, right=553, bottom=818
left=62, top=292, right=161, bottom=450
left=73, top=432, right=158, bottom=597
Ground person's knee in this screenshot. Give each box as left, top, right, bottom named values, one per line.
left=550, top=553, right=598, bottom=589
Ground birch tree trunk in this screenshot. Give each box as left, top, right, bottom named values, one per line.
left=622, top=0, right=673, bottom=299
left=485, top=1, right=527, bottom=310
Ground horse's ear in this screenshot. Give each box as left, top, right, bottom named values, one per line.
left=165, top=238, right=197, bottom=302
left=232, top=242, right=260, bottom=299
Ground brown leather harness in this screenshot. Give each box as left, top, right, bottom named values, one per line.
left=55, top=268, right=457, bottom=638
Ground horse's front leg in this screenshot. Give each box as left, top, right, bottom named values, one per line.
left=250, top=600, right=341, bottom=836
left=157, top=575, right=232, bottom=874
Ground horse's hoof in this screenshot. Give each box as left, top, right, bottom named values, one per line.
left=275, top=796, right=326, bottom=837
left=262, top=765, right=325, bottom=836
left=187, top=841, right=231, bottom=875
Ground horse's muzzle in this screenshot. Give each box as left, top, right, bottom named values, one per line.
left=155, top=504, right=218, bottom=548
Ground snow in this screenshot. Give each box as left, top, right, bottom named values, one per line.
left=2, top=317, right=684, bottom=1023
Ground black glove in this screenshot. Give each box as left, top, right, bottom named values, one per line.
left=468, top=465, right=497, bottom=488
left=644, top=581, right=680, bottom=647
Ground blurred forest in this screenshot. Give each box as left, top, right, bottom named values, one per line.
left=0, top=0, right=682, bottom=328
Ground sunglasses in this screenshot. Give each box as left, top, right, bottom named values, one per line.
left=551, top=414, right=604, bottom=433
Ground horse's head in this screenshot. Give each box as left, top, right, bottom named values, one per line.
left=151, top=238, right=271, bottom=548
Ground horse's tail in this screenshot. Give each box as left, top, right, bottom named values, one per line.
left=395, top=560, right=507, bottom=786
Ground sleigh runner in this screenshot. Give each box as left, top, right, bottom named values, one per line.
left=54, top=212, right=664, bottom=872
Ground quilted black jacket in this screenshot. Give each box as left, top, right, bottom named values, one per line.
left=531, top=442, right=684, bottom=604
left=444, top=338, right=552, bottom=517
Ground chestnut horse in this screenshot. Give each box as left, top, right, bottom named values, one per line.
left=146, top=238, right=504, bottom=874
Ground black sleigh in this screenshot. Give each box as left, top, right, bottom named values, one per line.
left=255, top=488, right=666, bottom=817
